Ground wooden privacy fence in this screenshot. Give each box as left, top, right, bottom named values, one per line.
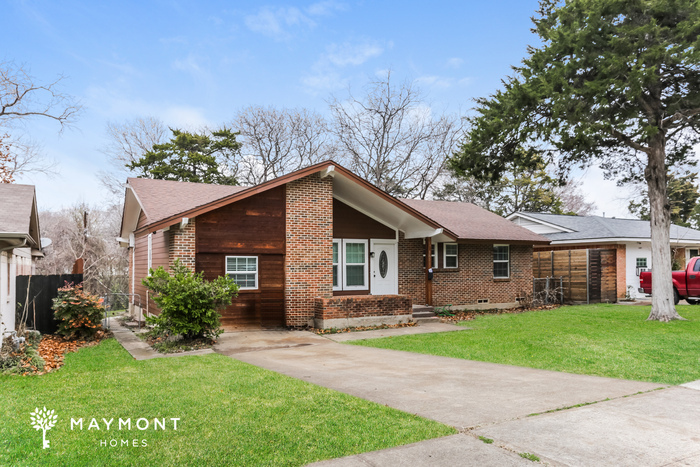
left=16, top=274, right=84, bottom=334
left=533, top=249, right=617, bottom=303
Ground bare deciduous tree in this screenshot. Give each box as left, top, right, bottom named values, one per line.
left=98, top=116, right=168, bottom=194
left=329, top=72, right=463, bottom=198
left=38, top=203, right=128, bottom=298
left=554, top=178, right=597, bottom=216
left=0, top=61, right=81, bottom=183
left=233, top=106, right=336, bottom=185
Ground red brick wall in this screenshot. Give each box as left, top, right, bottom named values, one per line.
left=398, top=232, right=427, bottom=304
left=169, top=218, right=196, bottom=272
left=285, top=173, right=333, bottom=327
left=315, top=295, right=412, bottom=320
left=398, top=234, right=533, bottom=306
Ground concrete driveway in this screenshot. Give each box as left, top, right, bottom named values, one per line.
left=214, top=330, right=700, bottom=466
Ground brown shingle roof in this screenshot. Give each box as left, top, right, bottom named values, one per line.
left=401, top=198, right=550, bottom=244
left=0, top=184, right=36, bottom=235
left=127, top=178, right=246, bottom=226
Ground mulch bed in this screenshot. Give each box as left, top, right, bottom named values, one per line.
left=313, top=322, right=417, bottom=335
left=37, top=331, right=109, bottom=374
left=438, top=305, right=559, bottom=323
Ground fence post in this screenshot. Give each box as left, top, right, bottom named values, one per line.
left=545, top=276, right=550, bottom=304
left=560, top=276, right=564, bottom=305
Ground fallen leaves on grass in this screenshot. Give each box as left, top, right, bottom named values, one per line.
left=38, top=331, right=108, bottom=373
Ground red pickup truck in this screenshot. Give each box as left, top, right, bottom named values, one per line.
left=639, top=256, right=700, bottom=305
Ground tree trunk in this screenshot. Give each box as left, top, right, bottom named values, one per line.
left=646, top=137, right=685, bottom=321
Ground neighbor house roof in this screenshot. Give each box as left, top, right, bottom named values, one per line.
left=512, top=212, right=700, bottom=244
left=401, top=199, right=550, bottom=244
left=0, top=183, right=41, bottom=249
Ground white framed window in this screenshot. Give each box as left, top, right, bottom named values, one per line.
left=493, top=244, right=510, bottom=279
left=226, top=256, right=258, bottom=290
left=423, top=243, right=438, bottom=269
left=636, top=257, right=648, bottom=269
left=444, top=243, right=459, bottom=268
left=343, top=239, right=368, bottom=290
left=689, top=249, right=699, bottom=259
left=147, top=233, right=153, bottom=275
left=332, top=240, right=342, bottom=291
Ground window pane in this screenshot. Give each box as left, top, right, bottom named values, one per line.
left=333, top=265, right=338, bottom=287
left=494, top=262, right=509, bottom=278
left=493, top=246, right=508, bottom=261
left=346, top=265, right=365, bottom=286
left=346, top=243, right=365, bottom=264
left=636, top=258, right=647, bottom=268
left=445, top=256, right=457, bottom=268
left=446, top=244, right=458, bottom=256
left=229, top=273, right=255, bottom=288
left=332, top=243, right=339, bottom=263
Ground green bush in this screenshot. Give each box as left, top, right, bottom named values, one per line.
left=52, top=283, right=105, bottom=340
left=142, top=260, right=239, bottom=339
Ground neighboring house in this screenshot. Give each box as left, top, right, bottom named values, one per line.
left=119, top=161, right=549, bottom=329
left=0, top=184, right=43, bottom=338
left=508, top=212, right=700, bottom=300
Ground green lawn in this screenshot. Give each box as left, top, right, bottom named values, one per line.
left=1, top=339, right=454, bottom=466
left=351, top=304, right=700, bottom=385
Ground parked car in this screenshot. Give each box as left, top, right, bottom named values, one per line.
left=639, top=257, right=700, bottom=305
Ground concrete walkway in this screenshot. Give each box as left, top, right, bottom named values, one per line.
left=322, top=321, right=465, bottom=342
left=213, top=326, right=700, bottom=466
left=107, top=318, right=214, bottom=360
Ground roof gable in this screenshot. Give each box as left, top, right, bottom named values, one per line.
left=0, top=183, right=41, bottom=248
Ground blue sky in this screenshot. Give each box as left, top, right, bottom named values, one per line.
left=4, top=0, right=633, bottom=216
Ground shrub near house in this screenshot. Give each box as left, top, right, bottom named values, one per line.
left=142, top=260, right=239, bottom=340
left=52, top=283, right=105, bottom=340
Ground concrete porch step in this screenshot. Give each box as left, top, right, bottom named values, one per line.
left=412, top=305, right=438, bottom=322
left=414, top=316, right=440, bottom=323
left=413, top=311, right=437, bottom=318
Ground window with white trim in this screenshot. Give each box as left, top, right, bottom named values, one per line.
left=344, top=240, right=368, bottom=289
left=423, top=243, right=438, bottom=269
left=332, top=240, right=341, bottom=290
left=493, top=244, right=510, bottom=278
left=226, top=256, right=258, bottom=290
left=147, top=233, right=153, bottom=275
left=636, top=257, right=648, bottom=269
left=444, top=243, right=459, bottom=268
left=332, top=239, right=368, bottom=290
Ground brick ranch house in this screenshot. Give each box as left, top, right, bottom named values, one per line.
left=119, top=161, right=549, bottom=329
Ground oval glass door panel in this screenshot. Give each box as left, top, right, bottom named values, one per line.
left=379, top=250, right=388, bottom=278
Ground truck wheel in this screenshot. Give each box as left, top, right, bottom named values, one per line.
left=674, top=289, right=680, bottom=305
left=687, top=299, right=700, bottom=305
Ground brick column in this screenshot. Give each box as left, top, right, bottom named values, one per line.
left=285, top=173, right=333, bottom=327
left=169, top=218, right=196, bottom=272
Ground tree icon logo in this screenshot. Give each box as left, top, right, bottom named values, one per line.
left=30, top=407, right=58, bottom=449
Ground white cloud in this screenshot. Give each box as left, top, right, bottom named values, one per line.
left=576, top=165, right=634, bottom=218
left=244, top=6, right=315, bottom=40
left=446, top=57, right=463, bottom=69
left=306, top=0, right=347, bottom=16
left=84, top=85, right=211, bottom=130
left=326, top=40, right=384, bottom=67
left=415, top=75, right=454, bottom=89
left=301, top=70, right=348, bottom=93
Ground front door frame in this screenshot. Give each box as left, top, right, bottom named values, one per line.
left=370, top=239, right=398, bottom=295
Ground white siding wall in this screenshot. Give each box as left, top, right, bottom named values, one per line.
left=511, top=216, right=566, bottom=235
left=0, top=251, right=17, bottom=337
left=624, top=241, right=652, bottom=299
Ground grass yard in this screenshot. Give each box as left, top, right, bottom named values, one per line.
left=1, top=339, right=454, bottom=466
left=351, top=304, right=700, bottom=385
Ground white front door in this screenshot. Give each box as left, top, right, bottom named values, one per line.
left=370, top=240, right=398, bottom=295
